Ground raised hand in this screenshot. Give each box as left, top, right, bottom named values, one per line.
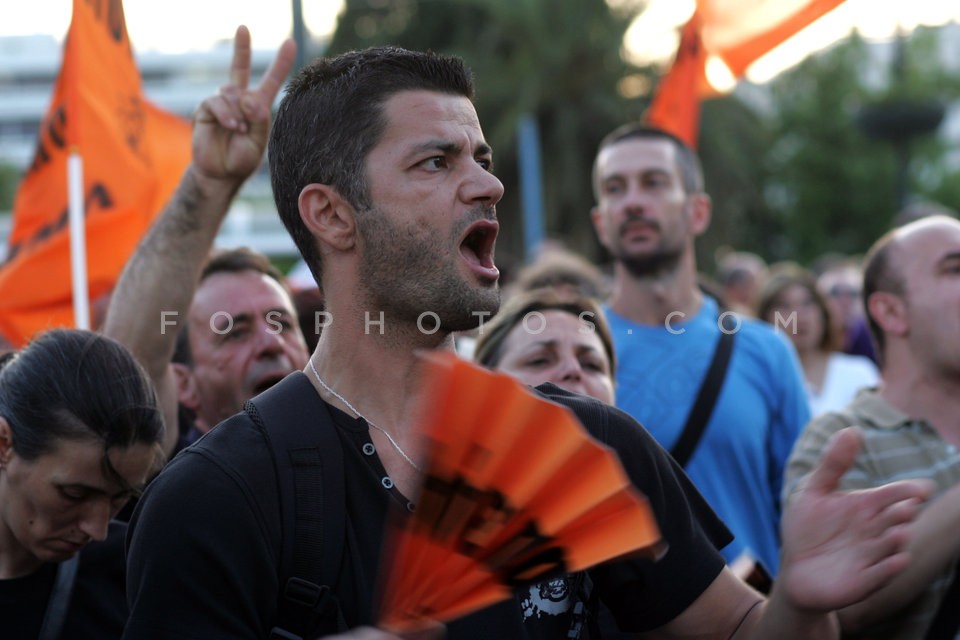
left=192, top=25, right=296, bottom=182
left=777, top=427, right=934, bottom=612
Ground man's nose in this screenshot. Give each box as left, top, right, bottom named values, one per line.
left=254, top=321, right=286, bottom=355
left=461, top=163, right=504, bottom=207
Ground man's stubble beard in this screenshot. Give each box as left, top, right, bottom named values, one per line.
left=357, top=206, right=501, bottom=334
left=616, top=243, right=683, bottom=280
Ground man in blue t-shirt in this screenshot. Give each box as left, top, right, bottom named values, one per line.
left=590, top=124, right=811, bottom=576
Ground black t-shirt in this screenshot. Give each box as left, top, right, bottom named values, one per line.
left=0, top=521, right=129, bottom=640
left=123, top=375, right=731, bottom=639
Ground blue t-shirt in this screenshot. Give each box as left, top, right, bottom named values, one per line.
left=605, top=297, right=810, bottom=575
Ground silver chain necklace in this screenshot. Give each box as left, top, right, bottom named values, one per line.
left=308, top=359, right=422, bottom=472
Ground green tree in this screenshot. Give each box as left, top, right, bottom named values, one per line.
left=326, top=7, right=960, bottom=271
left=763, top=32, right=895, bottom=264
left=696, top=93, right=774, bottom=270
left=892, top=26, right=960, bottom=220
left=761, top=26, right=960, bottom=264
left=0, top=162, right=20, bottom=212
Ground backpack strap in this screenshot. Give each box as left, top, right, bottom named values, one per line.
left=37, top=554, right=79, bottom=640
left=670, top=315, right=736, bottom=467
left=244, top=371, right=347, bottom=639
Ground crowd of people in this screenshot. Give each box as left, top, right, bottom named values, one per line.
left=1, top=23, right=958, bottom=640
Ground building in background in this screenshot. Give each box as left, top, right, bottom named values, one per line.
left=0, top=34, right=323, bottom=261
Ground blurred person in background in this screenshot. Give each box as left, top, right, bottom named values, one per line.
left=815, top=256, right=876, bottom=365
left=589, top=122, right=810, bottom=577
left=758, top=263, right=879, bottom=418
left=716, top=249, right=768, bottom=317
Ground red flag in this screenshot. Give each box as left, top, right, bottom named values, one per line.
left=645, top=0, right=848, bottom=148
left=0, top=0, right=191, bottom=347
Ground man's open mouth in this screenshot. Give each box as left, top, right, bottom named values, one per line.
left=459, top=220, right=499, bottom=280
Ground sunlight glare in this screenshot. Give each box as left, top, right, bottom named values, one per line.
left=624, top=0, right=960, bottom=86
left=705, top=55, right=737, bottom=92
left=623, top=0, right=695, bottom=66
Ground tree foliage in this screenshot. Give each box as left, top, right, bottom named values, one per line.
left=696, top=93, right=774, bottom=270
left=325, top=5, right=960, bottom=271
left=0, top=162, right=20, bottom=212
left=760, top=26, right=960, bottom=264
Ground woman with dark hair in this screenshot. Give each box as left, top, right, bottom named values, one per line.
left=0, top=329, right=164, bottom=639
left=474, top=289, right=617, bottom=404
left=757, top=264, right=879, bottom=417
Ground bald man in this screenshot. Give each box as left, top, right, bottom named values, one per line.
left=785, top=215, right=960, bottom=639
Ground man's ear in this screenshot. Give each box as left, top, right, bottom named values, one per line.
left=867, top=291, right=908, bottom=338
left=687, top=193, right=712, bottom=236
left=0, top=417, right=13, bottom=466
left=172, top=363, right=200, bottom=414
left=590, top=206, right=610, bottom=250
left=172, top=363, right=211, bottom=432
left=299, top=184, right=357, bottom=252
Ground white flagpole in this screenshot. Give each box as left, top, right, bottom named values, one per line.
left=67, top=148, right=90, bottom=330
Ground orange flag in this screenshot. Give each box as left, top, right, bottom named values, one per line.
left=0, top=0, right=191, bottom=346
left=645, top=10, right=707, bottom=149
left=645, top=0, right=847, bottom=147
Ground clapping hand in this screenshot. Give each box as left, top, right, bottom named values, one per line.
left=778, top=427, right=934, bottom=612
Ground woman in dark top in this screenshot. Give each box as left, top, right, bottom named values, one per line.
left=0, top=329, right=164, bottom=639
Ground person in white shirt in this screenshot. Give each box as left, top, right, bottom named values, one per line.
left=757, top=263, right=879, bottom=417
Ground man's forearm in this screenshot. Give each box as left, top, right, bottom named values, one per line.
left=103, top=164, right=240, bottom=380
left=734, top=591, right=839, bottom=640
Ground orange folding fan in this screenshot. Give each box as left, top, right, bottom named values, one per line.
left=377, top=353, right=664, bottom=632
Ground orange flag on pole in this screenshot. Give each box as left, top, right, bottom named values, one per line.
left=645, top=0, right=848, bottom=148
left=0, top=0, right=191, bottom=347
left=645, top=10, right=707, bottom=149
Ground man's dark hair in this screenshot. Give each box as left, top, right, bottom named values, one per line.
left=268, top=46, right=475, bottom=288
left=0, top=329, right=164, bottom=484
left=200, top=245, right=285, bottom=284
left=862, top=229, right=906, bottom=367
left=592, top=123, right=704, bottom=200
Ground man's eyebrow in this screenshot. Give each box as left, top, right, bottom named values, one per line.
left=408, top=139, right=461, bottom=157
left=407, top=139, right=493, bottom=158
left=212, top=312, right=253, bottom=330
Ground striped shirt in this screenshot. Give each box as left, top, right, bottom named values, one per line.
left=784, top=388, right=960, bottom=640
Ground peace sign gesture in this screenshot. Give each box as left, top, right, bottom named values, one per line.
left=192, top=26, right=296, bottom=183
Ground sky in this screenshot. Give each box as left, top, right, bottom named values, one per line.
left=2, top=0, right=959, bottom=84
left=1, top=0, right=345, bottom=53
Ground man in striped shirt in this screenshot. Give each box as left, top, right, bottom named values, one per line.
left=785, top=214, right=960, bottom=640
